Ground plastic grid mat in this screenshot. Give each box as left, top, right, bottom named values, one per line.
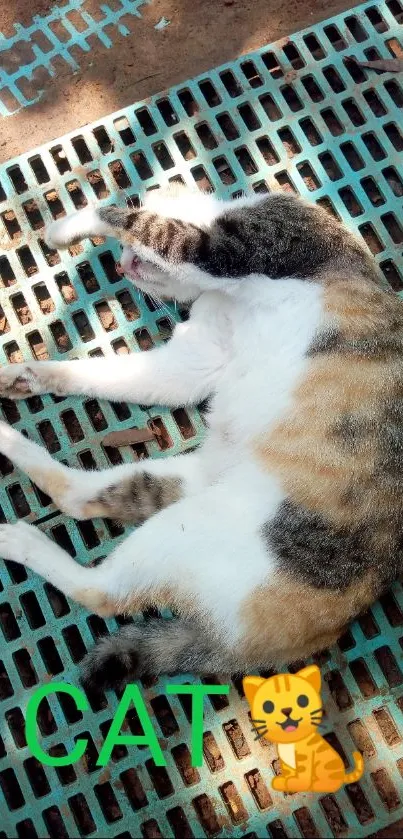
left=0, top=0, right=150, bottom=115
left=1, top=0, right=403, bottom=836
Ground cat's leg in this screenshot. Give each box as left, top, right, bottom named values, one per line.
left=0, top=295, right=227, bottom=405
left=273, top=754, right=314, bottom=793
left=0, top=421, right=202, bottom=521
left=0, top=484, right=268, bottom=678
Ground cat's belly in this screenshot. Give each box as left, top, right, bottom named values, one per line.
left=278, top=742, right=296, bottom=769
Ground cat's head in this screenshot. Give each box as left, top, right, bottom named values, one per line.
left=243, top=665, right=323, bottom=744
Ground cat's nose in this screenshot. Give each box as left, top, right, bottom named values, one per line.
left=281, top=707, right=293, bottom=717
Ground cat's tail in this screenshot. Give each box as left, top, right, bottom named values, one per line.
left=344, top=752, right=364, bottom=784
left=80, top=618, right=230, bottom=692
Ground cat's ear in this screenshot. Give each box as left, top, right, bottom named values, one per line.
left=243, top=676, right=265, bottom=705
left=297, top=665, right=321, bottom=692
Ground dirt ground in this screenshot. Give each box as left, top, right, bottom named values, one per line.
left=0, top=0, right=359, bottom=163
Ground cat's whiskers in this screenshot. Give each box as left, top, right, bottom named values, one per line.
left=252, top=727, right=268, bottom=741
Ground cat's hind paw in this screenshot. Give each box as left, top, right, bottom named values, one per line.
left=0, top=521, right=45, bottom=565
left=0, top=364, right=41, bottom=399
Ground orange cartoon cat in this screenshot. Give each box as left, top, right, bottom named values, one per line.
left=243, top=665, right=363, bottom=793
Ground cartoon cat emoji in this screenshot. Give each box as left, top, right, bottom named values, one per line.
left=243, top=665, right=363, bottom=793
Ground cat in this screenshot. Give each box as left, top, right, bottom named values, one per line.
left=244, top=665, right=364, bottom=793
left=0, top=184, right=402, bottom=691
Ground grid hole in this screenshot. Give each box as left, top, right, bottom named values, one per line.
left=318, top=151, right=342, bottom=181
left=261, top=51, right=283, bottom=78
left=219, top=69, right=243, bottom=97
left=199, top=79, right=221, bottom=106
left=120, top=768, right=148, bottom=809
left=241, top=59, right=264, bottom=86
left=50, top=145, right=71, bottom=175
left=259, top=93, right=282, bottom=121
left=374, top=644, right=403, bottom=685
left=72, top=311, right=95, bottom=342
left=177, top=89, right=197, bottom=117
left=24, top=757, right=50, bottom=798
left=42, top=807, right=68, bottom=839
left=203, top=731, right=225, bottom=772
left=366, top=5, right=389, bottom=31
left=136, top=108, right=157, bottom=135
left=304, top=32, right=326, bottom=59
left=324, top=24, right=347, bottom=50
left=114, top=116, right=135, bottom=145
left=20, top=590, right=45, bottom=629
left=145, top=761, right=174, bottom=798
left=7, top=164, right=28, bottom=194
left=174, top=131, right=196, bottom=160
left=370, top=768, right=400, bottom=810
left=195, top=123, right=218, bottom=150
left=381, top=212, right=403, bottom=244
left=0, top=256, right=16, bottom=286
left=193, top=794, right=221, bottom=835
left=220, top=781, right=248, bottom=823
left=323, top=66, right=346, bottom=92
left=71, top=136, right=93, bottom=163
left=37, top=636, right=64, bottom=675
left=2, top=209, right=21, bottom=241
left=69, top=793, right=96, bottom=835
left=29, top=155, right=49, bottom=183
left=281, top=84, right=304, bottom=110
left=93, top=125, right=113, bottom=154
left=245, top=769, right=273, bottom=810
left=299, top=117, right=322, bottom=145
left=345, top=15, right=368, bottom=41
left=373, top=707, right=401, bottom=745
left=0, top=768, right=25, bottom=810
left=350, top=658, right=379, bottom=697
left=359, top=222, right=385, bottom=254
left=383, top=166, right=403, bottom=196
left=153, top=142, right=175, bottom=170
left=297, top=161, right=321, bottom=191
left=130, top=151, right=153, bottom=180
left=384, top=78, right=403, bottom=106
left=13, top=648, right=38, bottom=687
left=157, top=97, right=179, bottom=125
left=172, top=744, right=200, bottom=786
left=6, top=707, right=26, bottom=747
left=87, top=169, right=110, bottom=198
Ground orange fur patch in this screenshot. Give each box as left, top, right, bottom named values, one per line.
left=240, top=572, right=375, bottom=665
left=256, top=275, right=403, bottom=533
left=74, top=583, right=197, bottom=619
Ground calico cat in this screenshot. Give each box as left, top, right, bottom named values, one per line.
left=0, top=185, right=402, bottom=690
left=244, top=665, right=364, bottom=792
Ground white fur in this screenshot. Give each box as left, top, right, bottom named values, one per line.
left=0, top=189, right=324, bottom=645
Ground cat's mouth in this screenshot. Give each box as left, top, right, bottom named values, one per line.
left=116, top=256, right=142, bottom=278
left=277, top=716, right=303, bottom=732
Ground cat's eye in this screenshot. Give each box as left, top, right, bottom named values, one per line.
left=297, top=694, right=309, bottom=707
left=263, top=700, right=274, bottom=713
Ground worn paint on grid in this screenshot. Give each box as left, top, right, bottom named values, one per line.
left=1, top=1, right=403, bottom=836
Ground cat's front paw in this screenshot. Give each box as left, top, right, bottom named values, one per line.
left=0, top=521, right=41, bottom=564
left=44, top=218, right=70, bottom=250
left=0, top=364, right=43, bottom=399
left=271, top=776, right=287, bottom=791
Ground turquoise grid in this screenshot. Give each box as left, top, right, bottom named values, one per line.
left=1, top=0, right=403, bottom=836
